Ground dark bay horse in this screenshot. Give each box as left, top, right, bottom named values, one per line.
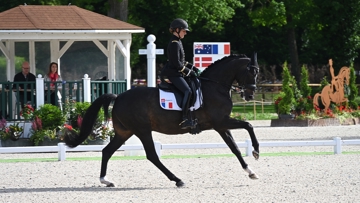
left=64, top=54, right=260, bottom=187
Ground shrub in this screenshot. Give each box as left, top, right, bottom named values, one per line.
left=274, top=62, right=296, bottom=115
left=347, top=64, right=358, bottom=109
left=33, top=104, right=65, bottom=130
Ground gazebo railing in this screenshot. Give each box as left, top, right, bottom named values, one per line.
left=0, top=75, right=127, bottom=121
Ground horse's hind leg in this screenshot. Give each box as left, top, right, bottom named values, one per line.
left=137, top=132, right=185, bottom=187
left=100, top=134, right=128, bottom=187
left=216, top=129, right=259, bottom=179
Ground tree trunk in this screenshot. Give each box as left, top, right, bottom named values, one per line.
left=108, top=0, right=128, bottom=22
left=286, top=15, right=300, bottom=84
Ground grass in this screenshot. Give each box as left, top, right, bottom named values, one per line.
left=1, top=151, right=359, bottom=163
left=232, top=104, right=278, bottom=120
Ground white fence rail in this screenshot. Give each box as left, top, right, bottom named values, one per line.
left=0, top=137, right=359, bottom=161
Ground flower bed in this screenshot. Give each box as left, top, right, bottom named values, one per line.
left=270, top=117, right=360, bottom=127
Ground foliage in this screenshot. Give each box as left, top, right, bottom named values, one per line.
left=347, top=64, right=358, bottom=109
left=274, top=62, right=295, bottom=115
left=0, top=118, right=24, bottom=141
left=295, top=66, right=313, bottom=114
left=20, top=104, right=35, bottom=120
left=30, top=128, right=58, bottom=146
left=0, top=56, right=26, bottom=81
left=65, top=100, right=110, bottom=143
left=30, top=104, right=65, bottom=145
left=299, top=65, right=312, bottom=99
left=33, top=104, right=65, bottom=130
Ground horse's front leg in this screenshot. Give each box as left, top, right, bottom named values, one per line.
left=219, top=116, right=259, bottom=159
left=215, top=129, right=258, bottom=179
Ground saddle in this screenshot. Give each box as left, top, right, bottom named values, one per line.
left=158, top=76, right=203, bottom=111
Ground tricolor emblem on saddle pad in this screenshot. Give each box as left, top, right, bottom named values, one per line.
left=159, top=89, right=202, bottom=111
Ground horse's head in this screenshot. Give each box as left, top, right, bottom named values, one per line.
left=342, top=67, right=350, bottom=85
left=199, top=53, right=259, bottom=101
left=237, top=53, right=259, bottom=101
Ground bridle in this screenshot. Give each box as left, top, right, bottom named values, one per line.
left=198, top=69, right=257, bottom=93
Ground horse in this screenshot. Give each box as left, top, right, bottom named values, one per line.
left=313, top=67, right=350, bottom=111
left=64, top=54, right=260, bottom=187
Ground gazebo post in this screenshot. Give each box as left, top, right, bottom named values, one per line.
left=50, top=40, right=61, bottom=75
left=29, top=41, right=36, bottom=74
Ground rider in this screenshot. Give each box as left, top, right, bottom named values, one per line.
left=160, top=18, right=200, bottom=129
left=329, top=59, right=339, bottom=93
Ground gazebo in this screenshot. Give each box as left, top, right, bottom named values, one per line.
left=0, top=5, right=145, bottom=89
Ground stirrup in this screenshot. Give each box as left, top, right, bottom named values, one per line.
left=179, top=119, right=195, bottom=129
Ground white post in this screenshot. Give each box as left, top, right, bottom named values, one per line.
left=36, top=74, right=44, bottom=109
left=124, top=136, right=145, bottom=156
left=83, top=74, right=91, bottom=102
left=139, top=34, right=163, bottom=87
left=147, top=35, right=156, bottom=87
left=334, top=137, right=342, bottom=154
left=246, top=139, right=252, bottom=156
left=58, top=142, right=66, bottom=161
left=154, top=141, right=162, bottom=158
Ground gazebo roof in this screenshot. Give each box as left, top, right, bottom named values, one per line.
left=0, top=5, right=144, bottom=30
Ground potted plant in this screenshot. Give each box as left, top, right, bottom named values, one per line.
left=0, top=118, right=24, bottom=141
left=0, top=117, right=32, bottom=147
left=29, top=104, right=66, bottom=146
left=20, top=104, right=35, bottom=120
left=65, top=101, right=113, bottom=145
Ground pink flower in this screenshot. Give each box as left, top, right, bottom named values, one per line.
left=0, top=117, right=6, bottom=129
left=77, top=115, right=83, bottom=128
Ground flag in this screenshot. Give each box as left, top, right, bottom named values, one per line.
left=194, top=43, right=230, bottom=55
left=161, top=99, right=165, bottom=108
left=161, top=98, right=173, bottom=109
left=194, top=56, right=213, bottom=68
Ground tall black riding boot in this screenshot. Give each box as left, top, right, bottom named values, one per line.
left=179, top=92, right=195, bottom=129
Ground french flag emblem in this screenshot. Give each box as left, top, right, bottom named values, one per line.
left=161, top=99, right=165, bottom=108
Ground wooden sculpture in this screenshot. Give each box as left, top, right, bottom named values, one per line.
left=313, top=59, right=350, bottom=111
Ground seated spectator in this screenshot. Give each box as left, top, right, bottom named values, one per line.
left=44, top=62, right=63, bottom=105
left=13, top=61, right=36, bottom=107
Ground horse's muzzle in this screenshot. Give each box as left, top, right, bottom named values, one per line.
left=243, top=84, right=256, bottom=101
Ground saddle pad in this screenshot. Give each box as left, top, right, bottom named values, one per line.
left=159, top=89, right=202, bottom=111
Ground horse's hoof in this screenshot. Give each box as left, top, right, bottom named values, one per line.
left=106, top=183, right=115, bottom=187
left=176, top=180, right=185, bottom=187
left=249, top=173, right=259, bottom=180
left=252, top=151, right=259, bottom=160
left=100, top=177, right=115, bottom=187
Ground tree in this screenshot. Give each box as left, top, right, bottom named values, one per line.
left=247, top=0, right=314, bottom=84
left=303, top=0, right=360, bottom=68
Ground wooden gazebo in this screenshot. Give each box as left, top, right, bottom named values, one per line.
left=0, top=5, right=145, bottom=89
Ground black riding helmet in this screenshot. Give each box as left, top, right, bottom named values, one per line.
left=169, top=18, right=190, bottom=33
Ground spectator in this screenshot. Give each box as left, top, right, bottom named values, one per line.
left=13, top=61, right=36, bottom=107
left=44, top=62, right=63, bottom=105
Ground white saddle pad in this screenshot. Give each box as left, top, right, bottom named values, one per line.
left=159, top=89, right=202, bottom=111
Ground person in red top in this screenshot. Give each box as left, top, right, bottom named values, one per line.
left=44, top=62, right=63, bottom=105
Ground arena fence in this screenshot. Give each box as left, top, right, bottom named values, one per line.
left=0, top=137, right=359, bottom=161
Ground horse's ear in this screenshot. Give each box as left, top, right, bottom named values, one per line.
left=251, top=52, right=258, bottom=67
left=250, top=52, right=259, bottom=75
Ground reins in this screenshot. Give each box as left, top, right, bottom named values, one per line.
left=198, top=76, right=245, bottom=92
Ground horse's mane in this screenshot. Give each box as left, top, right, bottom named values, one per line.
left=200, top=54, right=248, bottom=76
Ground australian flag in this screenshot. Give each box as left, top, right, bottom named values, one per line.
left=195, top=44, right=214, bottom=54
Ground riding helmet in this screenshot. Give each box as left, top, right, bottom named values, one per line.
left=170, top=18, right=190, bottom=31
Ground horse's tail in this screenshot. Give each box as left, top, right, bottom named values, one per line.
left=63, top=93, right=118, bottom=148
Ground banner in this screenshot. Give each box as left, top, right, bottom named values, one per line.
left=193, top=42, right=230, bottom=69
